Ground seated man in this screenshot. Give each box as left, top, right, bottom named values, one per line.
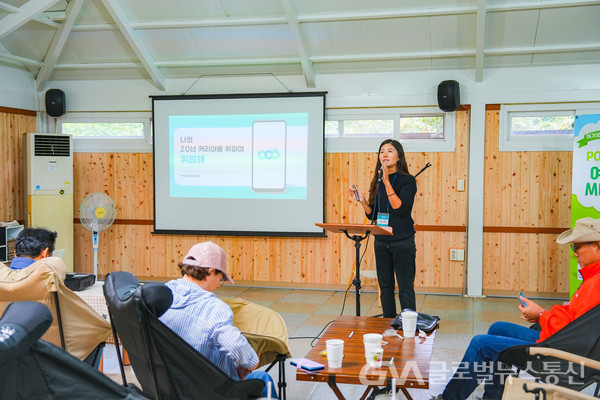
left=431, top=217, right=600, bottom=400
left=9, top=228, right=57, bottom=270
left=159, top=241, right=278, bottom=399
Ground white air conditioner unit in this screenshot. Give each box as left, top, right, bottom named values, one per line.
left=24, top=133, right=74, bottom=271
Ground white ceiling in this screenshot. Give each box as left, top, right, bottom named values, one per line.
left=0, top=0, right=598, bottom=92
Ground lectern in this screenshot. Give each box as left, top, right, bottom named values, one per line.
left=316, top=223, right=393, bottom=316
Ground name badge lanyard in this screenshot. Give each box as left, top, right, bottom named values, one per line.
left=377, top=173, right=397, bottom=226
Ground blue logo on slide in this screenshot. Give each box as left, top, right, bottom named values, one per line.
left=258, top=149, right=280, bottom=160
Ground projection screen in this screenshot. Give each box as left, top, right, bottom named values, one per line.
left=152, top=92, right=326, bottom=236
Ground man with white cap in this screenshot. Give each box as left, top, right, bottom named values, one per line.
left=430, top=217, right=600, bottom=400
left=159, top=241, right=278, bottom=399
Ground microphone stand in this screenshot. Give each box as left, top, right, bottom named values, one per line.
left=414, top=162, right=432, bottom=178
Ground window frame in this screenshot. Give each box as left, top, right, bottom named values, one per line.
left=499, top=103, right=600, bottom=152
left=325, top=107, right=456, bottom=153
left=57, top=112, right=152, bottom=153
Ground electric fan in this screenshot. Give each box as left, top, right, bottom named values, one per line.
left=79, top=192, right=116, bottom=277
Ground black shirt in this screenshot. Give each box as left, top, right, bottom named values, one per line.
left=367, top=173, right=417, bottom=242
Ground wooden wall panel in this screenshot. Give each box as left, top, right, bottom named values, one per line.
left=483, top=108, right=572, bottom=295
left=0, top=106, right=570, bottom=295
left=70, top=109, right=470, bottom=291
left=0, top=111, right=36, bottom=222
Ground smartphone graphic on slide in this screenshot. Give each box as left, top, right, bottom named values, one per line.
left=252, top=120, right=286, bottom=192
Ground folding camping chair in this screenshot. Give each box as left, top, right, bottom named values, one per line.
left=0, top=301, right=146, bottom=400
left=0, top=258, right=111, bottom=365
left=499, top=302, right=600, bottom=397
left=224, top=297, right=291, bottom=400
left=503, top=376, right=598, bottom=400
left=103, top=271, right=265, bottom=400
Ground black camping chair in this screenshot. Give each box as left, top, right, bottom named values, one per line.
left=499, top=302, right=600, bottom=397
left=103, top=271, right=265, bottom=400
left=0, top=301, right=147, bottom=400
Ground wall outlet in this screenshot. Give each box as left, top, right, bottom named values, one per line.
left=450, top=248, right=465, bottom=261
left=457, top=179, right=465, bottom=192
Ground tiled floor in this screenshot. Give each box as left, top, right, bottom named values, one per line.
left=103, top=287, right=564, bottom=400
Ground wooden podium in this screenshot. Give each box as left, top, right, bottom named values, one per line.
left=316, top=223, right=393, bottom=316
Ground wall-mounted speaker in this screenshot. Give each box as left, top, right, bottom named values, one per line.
left=437, top=80, right=460, bottom=112
left=45, top=89, right=66, bottom=117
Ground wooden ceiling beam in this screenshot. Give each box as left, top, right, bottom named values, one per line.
left=101, top=0, right=166, bottom=91
left=281, top=0, right=315, bottom=87
left=0, top=0, right=59, bottom=39
left=36, top=0, right=85, bottom=91
left=475, top=0, right=487, bottom=83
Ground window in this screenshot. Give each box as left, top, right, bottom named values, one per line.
left=57, top=112, right=152, bottom=152
left=499, top=103, right=600, bottom=151
left=399, top=116, right=444, bottom=139
left=325, top=107, right=455, bottom=152
left=62, top=122, right=145, bottom=138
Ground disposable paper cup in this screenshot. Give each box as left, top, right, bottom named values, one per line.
left=363, top=333, right=383, bottom=362
left=366, top=347, right=384, bottom=368
left=326, top=339, right=344, bottom=368
left=401, top=311, right=418, bottom=338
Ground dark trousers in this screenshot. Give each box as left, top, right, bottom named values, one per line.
left=374, top=236, right=416, bottom=318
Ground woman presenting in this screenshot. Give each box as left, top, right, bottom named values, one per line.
left=348, top=139, right=417, bottom=318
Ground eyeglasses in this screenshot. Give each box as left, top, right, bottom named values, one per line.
left=216, top=271, right=224, bottom=288
left=570, top=242, right=596, bottom=253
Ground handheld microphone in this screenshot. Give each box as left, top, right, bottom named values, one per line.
left=352, top=184, right=360, bottom=201
left=378, top=164, right=384, bottom=181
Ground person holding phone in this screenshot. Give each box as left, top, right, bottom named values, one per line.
left=429, top=217, right=600, bottom=400
left=348, top=139, right=417, bottom=317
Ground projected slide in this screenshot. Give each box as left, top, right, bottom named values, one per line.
left=170, top=113, right=307, bottom=199
left=153, top=92, right=325, bottom=235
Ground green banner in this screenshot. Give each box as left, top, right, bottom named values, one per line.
left=570, top=114, right=600, bottom=296
left=576, top=129, right=600, bottom=148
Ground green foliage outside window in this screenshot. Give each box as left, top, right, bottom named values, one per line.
left=343, top=119, right=393, bottom=136
left=511, top=116, right=574, bottom=136
left=62, top=122, right=144, bottom=137
left=325, top=121, right=339, bottom=137
left=399, top=116, right=443, bottom=139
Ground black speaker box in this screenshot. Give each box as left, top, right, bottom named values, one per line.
left=437, top=80, right=460, bottom=112
left=64, top=273, right=96, bottom=291
left=45, top=89, right=66, bottom=117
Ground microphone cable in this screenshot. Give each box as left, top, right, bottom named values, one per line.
left=289, top=233, right=373, bottom=346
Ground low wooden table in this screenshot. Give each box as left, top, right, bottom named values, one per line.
left=296, top=316, right=435, bottom=400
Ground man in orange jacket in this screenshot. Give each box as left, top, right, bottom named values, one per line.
left=430, top=217, right=600, bottom=400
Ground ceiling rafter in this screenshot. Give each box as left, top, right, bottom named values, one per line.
left=298, top=6, right=477, bottom=23
left=0, top=2, right=19, bottom=13
left=0, top=40, right=41, bottom=78
left=33, top=11, right=65, bottom=27
left=311, top=50, right=476, bottom=63
left=487, top=0, right=600, bottom=12
left=32, top=14, right=60, bottom=28
left=216, top=0, right=230, bottom=17
left=36, top=0, right=85, bottom=91
left=70, top=16, right=287, bottom=32
left=280, top=0, right=315, bottom=87
left=54, top=57, right=300, bottom=69
left=50, top=41, right=600, bottom=71
left=0, top=48, right=43, bottom=67
left=101, top=0, right=166, bottom=90
left=0, top=0, right=60, bottom=39
left=486, top=42, right=600, bottom=56
left=475, top=0, right=486, bottom=82
left=54, top=62, right=141, bottom=69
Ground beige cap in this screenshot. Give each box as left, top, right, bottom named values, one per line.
left=556, top=217, right=600, bottom=244
left=182, top=241, right=234, bottom=284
